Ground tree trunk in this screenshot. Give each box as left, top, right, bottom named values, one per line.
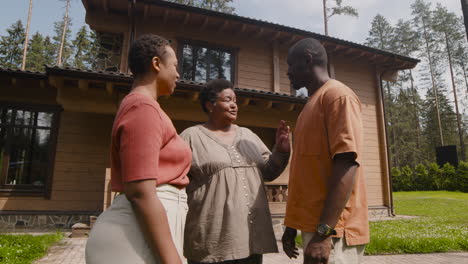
left=445, top=33, right=466, bottom=160
left=385, top=82, right=398, bottom=167
left=21, top=0, right=33, bottom=70
left=57, top=0, right=70, bottom=66
left=323, top=0, right=328, bottom=36
left=408, top=69, right=421, bottom=151
left=422, top=18, right=444, bottom=146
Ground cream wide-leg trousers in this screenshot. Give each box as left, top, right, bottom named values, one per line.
left=85, top=184, right=188, bottom=264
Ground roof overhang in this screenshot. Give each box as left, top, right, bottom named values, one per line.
left=82, top=0, right=419, bottom=70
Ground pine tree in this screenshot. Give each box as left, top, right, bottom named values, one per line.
left=43, top=36, right=56, bottom=67
left=53, top=18, right=73, bottom=66
left=25, top=32, right=46, bottom=71
left=84, top=30, right=100, bottom=69
left=365, top=14, right=402, bottom=166
left=168, top=0, right=235, bottom=14
left=393, top=19, right=423, bottom=157
left=432, top=4, right=466, bottom=160
left=322, top=0, right=358, bottom=36
left=55, top=0, right=72, bottom=66
left=0, top=20, right=25, bottom=68
left=72, top=26, right=91, bottom=69
left=411, top=0, right=445, bottom=146
left=21, top=0, right=33, bottom=70
left=365, top=14, right=395, bottom=51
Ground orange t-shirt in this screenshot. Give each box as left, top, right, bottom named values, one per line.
left=284, top=79, right=369, bottom=246
left=110, top=92, right=191, bottom=192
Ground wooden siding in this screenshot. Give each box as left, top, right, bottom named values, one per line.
left=0, top=111, right=113, bottom=211
left=333, top=57, right=388, bottom=207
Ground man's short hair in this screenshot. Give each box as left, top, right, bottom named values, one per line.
left=128, top=34, right=170, bottom=77
left=290, top=38, right=328, bottom=67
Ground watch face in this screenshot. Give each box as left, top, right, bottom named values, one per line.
left=317, top=224, right=330, bottom=236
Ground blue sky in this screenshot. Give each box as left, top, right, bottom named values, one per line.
left=1, top=0, right=464, bottom=44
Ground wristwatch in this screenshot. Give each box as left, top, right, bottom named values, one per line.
left=316, top=223, right=337, bottom=237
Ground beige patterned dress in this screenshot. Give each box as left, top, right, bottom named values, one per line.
left=180, top=125, right=289, bottom=263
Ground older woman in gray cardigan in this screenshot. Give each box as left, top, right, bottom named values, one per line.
left=181, top=79, right=290, bottom=264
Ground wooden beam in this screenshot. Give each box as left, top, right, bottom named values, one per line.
left=106, top=82, right=114, bottom=95
left=219, top=20, right=229, bottom=31
left=201, top=16, right=209, bottom=29
left=182, top=12, right=191, bottom=25
left=163, top=9, right=170, bottom=25
left=272, top=41, right=281, bottom=93
left=238, top=97, right=250, bottom=107
left=237, top=24, right=247, bottom=35
left=272, top=31, right=282, bottom=41
left=48, top=76, right=62, bottom=89
left=255, top=99, right=273, bottom=110
left=78, top=80, right=89, bottom=92
left=102, top=0, right=109, bottom=13
left=189, top=92, right=199, bottom=102
left=284, top=34, right=298, bottom=45
left=253, top=27, right=264, bottom=38
left=275, top=103, right=296, bottom=112
left=144, top=4, right=150, bottom=19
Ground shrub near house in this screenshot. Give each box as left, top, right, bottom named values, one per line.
left=392, top=161, right=468, bottom=192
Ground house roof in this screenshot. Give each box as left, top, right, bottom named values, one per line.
left=45, top=66, right=308, bottom=104
left=138, top=0, right=420, bottom=67
left=0, top=67, right=47, bottom=79
left=81, top=0, right=419, bottom=69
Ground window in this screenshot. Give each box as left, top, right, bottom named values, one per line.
left=0, top=103, right=60, bottom=196
left=179, top=40, right=235, bottom=83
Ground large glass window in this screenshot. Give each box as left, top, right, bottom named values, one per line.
left=180, top=41, right=235, bottom=83
left=0, top=103, right=60, bottom=195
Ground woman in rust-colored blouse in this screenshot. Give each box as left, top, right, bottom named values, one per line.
left=86, top=34, right=192, bottom=264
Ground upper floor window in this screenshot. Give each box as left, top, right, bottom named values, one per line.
left=0, top=103, right=60, bottom=196
left=179, top=40, right=235, bottom=83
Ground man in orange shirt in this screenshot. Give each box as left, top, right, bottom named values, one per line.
left=281, top=38, right=369, bottom=264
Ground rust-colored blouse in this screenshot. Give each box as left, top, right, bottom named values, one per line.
left=110, top=92, right=191, bottom=192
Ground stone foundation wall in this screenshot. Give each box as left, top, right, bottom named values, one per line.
left=0, top=212, right=99, bottom=231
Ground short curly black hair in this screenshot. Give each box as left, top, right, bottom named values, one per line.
left=199, top=79, right=234, bottom=113
left=128, top=34, right=170, bottom=77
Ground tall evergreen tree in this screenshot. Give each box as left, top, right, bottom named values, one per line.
left=25, top=32, right=46, bottom=71
left=21, top=0, right=33, bottom=70
left=365, top=14, right=403, bottom=166
left=72, top=25, right=91, bottom=69
left=43, top=36, right=56, bottom=67
left=432, top=4, right=467, bottom=160
left=322, top=0, right=359, bottom=36
left=394, top=19, right=424, bottom=157
left=0, top=20, right=25, bottom=68
left=84, top=30, right=100, bottom=69
left=411, top=0, right=445, bottom=146
left=53, top=18, right=72, bottom=66
left=168, top=0, right=235, bottom=14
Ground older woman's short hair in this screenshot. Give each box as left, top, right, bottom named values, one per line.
left=199, top=79, right=234, bottom=113
left=128, top=34, right=170, bottom=78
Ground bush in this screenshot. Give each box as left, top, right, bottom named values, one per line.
left=391, top=161, right=467, bottom=192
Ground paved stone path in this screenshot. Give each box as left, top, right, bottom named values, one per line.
left=34, top=236, right=468, bottom=264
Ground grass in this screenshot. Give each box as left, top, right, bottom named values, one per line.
left=366, top=191, right=468, bottom=255
left=0, top=232, right=63, bottom=264
left=295, top=191, right=468, bottom=255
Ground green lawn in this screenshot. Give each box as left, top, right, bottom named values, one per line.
left=0, top=232, right=63, bottom=264
left=366, top=191, right=468, bottom=255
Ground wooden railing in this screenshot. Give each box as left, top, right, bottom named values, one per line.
left=265, top=184, right=288, bottom=203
